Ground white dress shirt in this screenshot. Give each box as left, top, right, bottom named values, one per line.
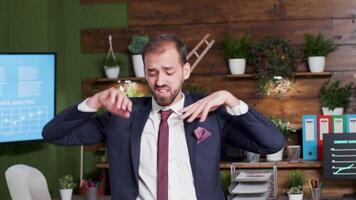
left=78, top=93, right=248, bottom=200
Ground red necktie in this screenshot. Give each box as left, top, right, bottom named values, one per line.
left=157, top=109, right=173, bottom=200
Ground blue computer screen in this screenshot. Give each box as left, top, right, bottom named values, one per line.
left=0, top=54, right=55, bottom=143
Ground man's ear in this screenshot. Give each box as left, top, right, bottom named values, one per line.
left=183, top=62, right=191, bottom=80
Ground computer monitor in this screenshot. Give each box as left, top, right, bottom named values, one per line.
left=323, top=133, right=356, bottom=179
left=0, top=53, right=56, bottom=143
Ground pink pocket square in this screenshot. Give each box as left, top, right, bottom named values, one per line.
left=194, top=127, right=212, bottom=143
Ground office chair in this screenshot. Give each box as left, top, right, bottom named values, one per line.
left=5, top=164, right=51, bottom=200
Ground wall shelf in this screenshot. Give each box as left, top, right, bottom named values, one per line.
left=220, top=160, right=322, bottom=170
left=89, top=77, right=146, bottom=83
left=96, top=160, right=323, bottom=170
left=225, top=72, right=332, bottom=79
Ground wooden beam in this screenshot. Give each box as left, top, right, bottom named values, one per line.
left=128, top=0, right=356, bottom=26
left=81, top=19, right=356, bottom=53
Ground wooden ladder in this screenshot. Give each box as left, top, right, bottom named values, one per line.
left=187, top=33, right=215, bottom=72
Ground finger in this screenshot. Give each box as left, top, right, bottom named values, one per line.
left=199, top=101, right=212, bottom=122
left=109, top=89, right=116, bottom=104
left=180, top=101, right=202, bottom=119
left=112, top=109, right=130, bottom=118
left=115, top=92, right=124, bottom=109
left=180, top=102, right=198, bottom=114
left=121, top=96, right=129, bottom=111
left=187, top=100, right=207, bottom=122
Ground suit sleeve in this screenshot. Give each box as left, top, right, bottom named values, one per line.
left=218, top=106, right=285, bottom=154
left=42, top=103, right=111, bottom=146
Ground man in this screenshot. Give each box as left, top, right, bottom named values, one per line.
left=42, top=34, right=284, bottom=200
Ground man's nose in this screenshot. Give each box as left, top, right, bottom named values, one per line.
left=156, top=74, right=166, bottom=86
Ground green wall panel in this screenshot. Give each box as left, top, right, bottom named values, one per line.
left=80, top=3, right=128, bottom=28
left=0, top=0, right=128, bottom=199
left=7, top=0, right=49, bottom=51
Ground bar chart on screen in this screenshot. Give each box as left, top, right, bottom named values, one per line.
left=324, top=133, right=356, bottom=179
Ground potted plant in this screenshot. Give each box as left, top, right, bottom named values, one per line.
left=103, top=53, right=121, bottom=78
left=223, top=33, right=253, bottom=75
left=266, top=117, right=296, bottom=161
left=320, top=80, right=354, bottom=115
left=251, top=36, right=297, bottom=96
left=302, top=33, right=337, bottom=73
left=128, top=35, right=149, bottom=77
left=59, top=174, right=77, bottom=200
left=286, top=170, right=304, bottom=200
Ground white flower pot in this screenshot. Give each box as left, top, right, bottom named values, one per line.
left=132, top=54, right=145, bottom=77
left=288, top=193, right=303, bottom=200
left=266, top=147, right=284, bottom=162
left=104, top=66, right=120, bottom=78
left=60, top=189, right=73, bottom=200
left=245, top=151, right=260, bottom=163
left=228, top=58, right=246, bottom=75
left=308, top=56, right=325, bottom=73
left=322, top=107, right=344, bottom=115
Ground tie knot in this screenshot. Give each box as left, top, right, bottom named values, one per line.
left=159, top=109, right=173, bottom=120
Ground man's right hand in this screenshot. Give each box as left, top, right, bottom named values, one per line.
left=87, top=87, right=132, bottom=118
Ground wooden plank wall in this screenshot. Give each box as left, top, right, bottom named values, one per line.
left=80, top=0, right=356, bottom=127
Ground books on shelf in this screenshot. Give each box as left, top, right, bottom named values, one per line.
left=302, top=114, right=356, bottom=161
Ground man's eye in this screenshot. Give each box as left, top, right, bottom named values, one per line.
left=148, top=72, right=156, bottom=76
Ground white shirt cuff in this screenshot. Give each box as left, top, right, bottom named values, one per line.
left=77, top=98, right=98, bottom=112
left=226, top=100, right=249, bottom=116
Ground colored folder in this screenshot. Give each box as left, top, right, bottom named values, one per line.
left=332, top=115, right=346, bottom=133
left=346, top=114, right=356, bottom=133
left=317, top=115, right=332, bottom=160
left=302, top=115, right=317, bottom=160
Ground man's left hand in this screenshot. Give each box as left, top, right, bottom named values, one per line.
left=180, top=90, right=240, bottom=122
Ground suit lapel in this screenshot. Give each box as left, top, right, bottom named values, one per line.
left=183, top=94, right=199, bottom=183
left=130, top=98, right=151, bottom=183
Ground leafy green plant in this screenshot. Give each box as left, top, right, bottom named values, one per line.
left=223, top=33, right=253, bottom=60
left=286, top=170, right=304, bottom=193
left=128, top=35, right=149, bottom=55
left=287, top=185, right=303, bottom=195
left=302, top=33, right=337, bottom=60
left=58, top=175, right=77, bottom=189
left=320, top=80, right=354, bottom=110
left=270, top=117, right=296, bottom=141
left=251, top=36, right=297, bottom=96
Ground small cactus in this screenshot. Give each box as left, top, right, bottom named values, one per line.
left=58, top=175, right=77, bottom=189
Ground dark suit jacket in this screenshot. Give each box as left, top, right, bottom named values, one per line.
left=42, top=94, right=284, bottom=200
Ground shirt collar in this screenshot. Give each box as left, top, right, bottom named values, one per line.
left=151, top=92, right=185, bottom=115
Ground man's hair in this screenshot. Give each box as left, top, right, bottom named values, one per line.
left=143, top=34, right=187, bottom=65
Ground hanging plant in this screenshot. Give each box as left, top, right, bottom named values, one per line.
left=251, top=36, right=298, bottom=96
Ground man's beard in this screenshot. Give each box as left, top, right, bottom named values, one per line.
left=153, top=86, right=181, bottom=106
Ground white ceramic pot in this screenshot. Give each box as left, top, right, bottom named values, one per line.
left=228, top=58, right=246, bottom=75
left=288, top=193, right=303, bottom=200
left=132, top=54, right=145, bottom=77
left=266, top=147, right=284, bottom=162
left=60, top=189, right=73, bottom=200
left=104, top=66, right=120, bottom=78
left=245, top=151, right=260, bottom=163
left=322, top=107, right=344, bottom=115
left=308, top=56, right=325, bottom=73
